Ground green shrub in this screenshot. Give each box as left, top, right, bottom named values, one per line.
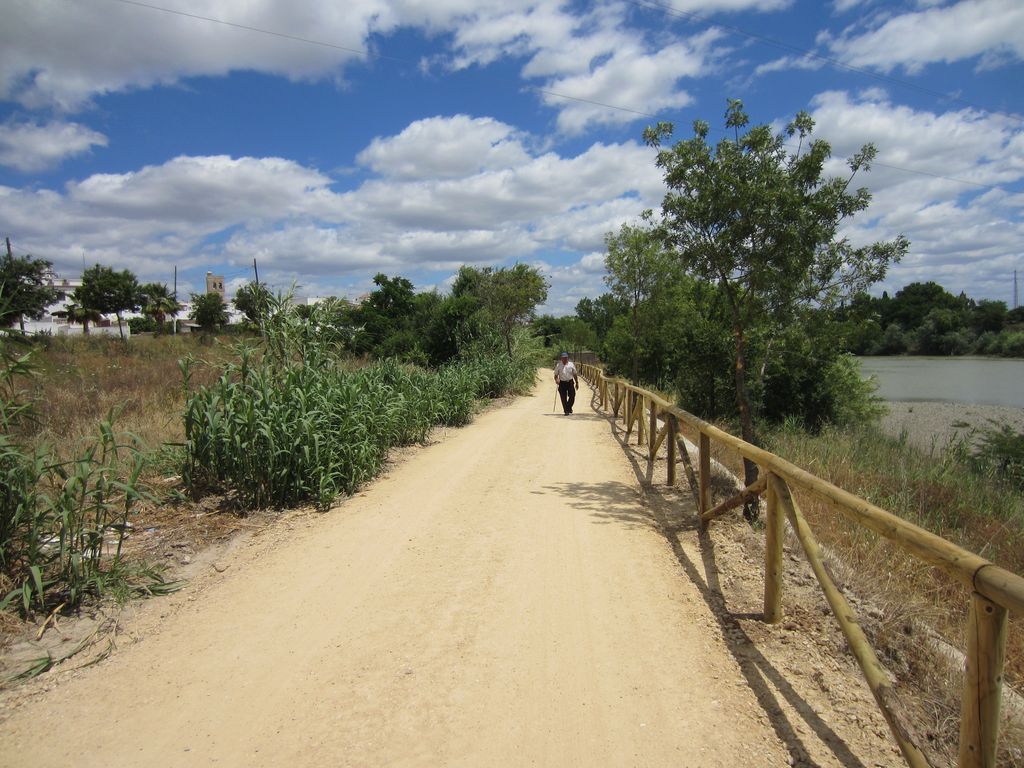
left=972, top=423, right=1024, bottom=490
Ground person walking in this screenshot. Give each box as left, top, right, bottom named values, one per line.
left=554, top=351, right=579, bottom=415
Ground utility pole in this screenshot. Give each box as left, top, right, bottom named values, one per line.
left=253, top=258, right=260, bottom=287
left=5, top=236, right=12, bottom=259
left=172, top=265, right=178, bottom=335
left=1014, top=269, right=1019, bottom=310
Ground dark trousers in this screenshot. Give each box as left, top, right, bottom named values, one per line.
left=558, top=380, right=576, bottom=414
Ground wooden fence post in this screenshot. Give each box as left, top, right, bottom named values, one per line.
left=649, top=400, right=657, bottom=462
left=960, top=592, right=1008, bottom=768
left=636, top=395, right=646, bottom=446
left=769, top=475, right=931, bottom=768
left=764, top=471, right=784, bottom=623
left=699, top=431, right=711, bottom=520
left=666, top=415, right=677, bottom=487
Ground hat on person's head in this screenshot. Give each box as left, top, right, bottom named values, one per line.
left=560, top=351, right=569, bottom=359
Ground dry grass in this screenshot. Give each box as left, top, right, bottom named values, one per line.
left=13, top=334, right=238, bottom=460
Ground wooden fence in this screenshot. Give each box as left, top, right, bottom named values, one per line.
left=579, top=363, right=1024, bottom=768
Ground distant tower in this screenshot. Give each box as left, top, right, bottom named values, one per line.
left=1015, top=269, right=1019, bottom=310
left=206, top=272, right=226, bottom=300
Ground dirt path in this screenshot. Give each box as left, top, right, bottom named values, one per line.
left=1, top=375, right=901, bottom=767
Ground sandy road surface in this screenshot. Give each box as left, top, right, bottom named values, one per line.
left=2, top=375, right=882, bottom=767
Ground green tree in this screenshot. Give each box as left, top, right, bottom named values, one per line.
left=140, top=282, right=182, bottom=334
left=63, top=302, right=102, bottom=335
left=644, top=100, right=908, bottom=516
left=553, top=317, right=597, bottom=357
left=970, top=299, right=1008, bottom=336
left=575, top=293, right=628, bottom=347
left=0, top=251, right=61, bottom=332
left=914, top=308, right=970, bottom=355
left=190, top=292, right=229, bottom=334
left=603, top=221, right=679, bottom=381
left=424, top=293, right=484, bottom=365
left=454, top=264, right=548, bottom=357
left=531, top=314, right=563, bottom=348
left=348, top=274, right=418, bottom=358
left=885, top=281, right=961, bottom=331
left=233, top=281, right=273, bottom=330
left=74, top=264, right=142, bottom=340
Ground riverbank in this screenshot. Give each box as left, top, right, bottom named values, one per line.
left=879, top=400, right=1024, bottom=454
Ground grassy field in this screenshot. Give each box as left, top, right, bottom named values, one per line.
left=12, top=334, right=233, bottom=460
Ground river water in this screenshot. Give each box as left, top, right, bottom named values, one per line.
left=858, top=356, right=1024, bottom=408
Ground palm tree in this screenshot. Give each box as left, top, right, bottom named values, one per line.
left=64, top=302, right=102, bottom=335
left=141, top=283, right=182, bottom=334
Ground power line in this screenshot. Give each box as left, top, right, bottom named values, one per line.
left=871, top=161, right=992, bottom=189
left=104, top=0, right=663, bottom=120
left=533, top=88, right=660, bottom=118
left=107, top=0, right=397, bottom=62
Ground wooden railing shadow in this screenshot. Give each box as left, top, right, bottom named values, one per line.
left=577, top=364, right=1024, bottom=768
left=577, top=384, right=869, bottom=767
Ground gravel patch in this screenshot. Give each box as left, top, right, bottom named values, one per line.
left=879, top=400, right=1024, bottom=454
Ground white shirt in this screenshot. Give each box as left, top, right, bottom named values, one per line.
left=555, top=360, right=577, bottom=381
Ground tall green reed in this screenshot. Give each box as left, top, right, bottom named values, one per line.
left=2, top=329, right=158, bottom=614
left=181, top=295, right=539, bottom=510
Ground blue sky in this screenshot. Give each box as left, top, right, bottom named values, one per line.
left=2, top=0, right=1022, bottom=315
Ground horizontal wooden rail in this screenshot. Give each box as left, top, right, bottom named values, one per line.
left=578, top=362, right=1024, bottom=768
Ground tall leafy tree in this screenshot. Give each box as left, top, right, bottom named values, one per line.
left=140, top=282, right=182, bottom=334
left=574, top=293, right=627, bottom=346
left=455, top=264, right=548, bottom=357
left=0, top=251, right=62, bottom=332
left=603, top=221, right=679, bottom=382
left=644, top=100, right=908, bottom=515
left=189, top=292, right=229, bottom=334
left=233, top=281, right=273, bottom=330
left=74, top=264, right=142, bottom=339
left=348, top=273, right=418, bottom=357
left=884, top=281, right=961, bottom=330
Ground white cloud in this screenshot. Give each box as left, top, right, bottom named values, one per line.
left=753, top=54, right=823, bottom=77
left=579, top=252, right=607, bottom=273
left=1, top=0, right=397, bottom=110
left=543, top=43, right=702, bottom=134
left=643, top=0, right=792, bottom=11
left=824, top=0, right=1024, bottom=74
left=356, top=115, right=531, bottom=179
left=0, top=120, right=107, bottom=171
left=536, top=255, right=611, bottom=316
left=805, top=90, right=1024, bottom=300
left=445, top=2, right=718, bottom=134
left=0, top=119, right=662, bottom=291
left=66, top=155, right=339, bottom=225
left=2, top=0, right=720, bottom=136
left=342, top=134, right=661, bottom=233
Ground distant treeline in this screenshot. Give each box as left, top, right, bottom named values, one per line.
left=532, top=279, right=1023, bottom=432
left=833, top=281, right=1024, bottom=357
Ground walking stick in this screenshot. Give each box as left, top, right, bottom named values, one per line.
left=553, top=386, right=558, bottom=413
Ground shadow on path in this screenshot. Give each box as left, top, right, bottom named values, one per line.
left=551, top=383, right=872, bottom=768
